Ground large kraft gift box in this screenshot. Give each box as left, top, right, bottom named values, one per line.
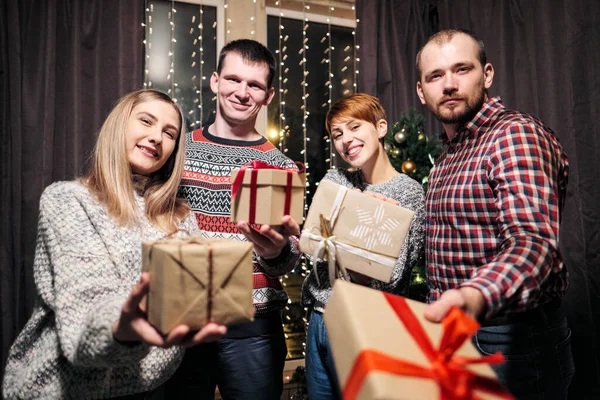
left=230, top=161, right=306, bottom=226
left=299, top=180, right=414, bottom=283
left=142, top=236, right=254, bottom=334
left=324, top=281, right=513, bottom=400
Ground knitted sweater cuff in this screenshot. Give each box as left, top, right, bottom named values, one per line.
left=257, top=236, right=300, bottom=276
left=75, top=297, right=150, bottom=367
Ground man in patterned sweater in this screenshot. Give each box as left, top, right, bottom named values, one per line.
left=165, top=39, right=301, bottom=399
left=416, top=29, right=573, bottom=399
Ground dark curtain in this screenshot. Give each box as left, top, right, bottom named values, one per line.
left=357, top=0, right=435, bottom=126
left=0, top=0, right=144, bottom=378
left=356, top=0, right=600, bottom=398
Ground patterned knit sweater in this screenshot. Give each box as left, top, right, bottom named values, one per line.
left=2, top=180, right=197, bottom=399
left=179, top=127, right=301, bottom=316
left=302, top=169, right=426, bottom=312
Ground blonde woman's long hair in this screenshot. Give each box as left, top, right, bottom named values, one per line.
left=83, top=89, right=189, bottom=233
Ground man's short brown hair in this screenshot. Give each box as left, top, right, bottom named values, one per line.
left=415, top=29, right=487, bottom=80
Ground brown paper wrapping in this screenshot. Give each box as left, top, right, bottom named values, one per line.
left=142, top=236, right=254, bottom=334
left=299, top=180, right=414, bottom=283
left=230, top=168, right=306, bottom=225
left=324, top=281, right=506, bottom=400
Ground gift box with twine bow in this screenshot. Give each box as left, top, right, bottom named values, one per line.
left=299, top=180, right=414, bottom=283
left=142, top=236, right=254, bottom=334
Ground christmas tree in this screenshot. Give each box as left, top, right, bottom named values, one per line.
left=384, top=108, right=442, bottom=302
left=384, top=108, right=442, bottom=193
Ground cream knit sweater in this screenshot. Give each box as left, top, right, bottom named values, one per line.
left=2, top=180, right=197, bottom=399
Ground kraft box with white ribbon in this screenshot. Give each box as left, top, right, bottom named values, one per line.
left=299, top=180, right=414, bottom=284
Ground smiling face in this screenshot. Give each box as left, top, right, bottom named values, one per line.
left=125, top=99, right=181, bottom=175
left=416, top=33, right=494, bottom=129
left=210, top=51, right=275, bottom=127
left=330, top=118, right=388, bottom=170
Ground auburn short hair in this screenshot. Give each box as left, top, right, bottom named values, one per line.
left=325, top=93, right=386, bottom=133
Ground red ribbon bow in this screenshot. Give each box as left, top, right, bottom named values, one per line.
left=343, top=294, right=514, bottom=400
left=231, top=160, right=304, bottom=224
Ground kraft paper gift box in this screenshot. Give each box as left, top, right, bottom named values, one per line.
left=142, top=236, right=254, bottom=334
left=230, top=161, right=306, bottom=226
left=299, top=180, right=414, bottom=283
left=324, top=281, right=513, bottom=400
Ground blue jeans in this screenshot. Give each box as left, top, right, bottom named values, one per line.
left=473, top=308, right=575, bottom=399
left=164, top=323, right=287, bottom=399
left=305, top=311, right=342, bottom=400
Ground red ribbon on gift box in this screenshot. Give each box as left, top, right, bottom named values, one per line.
left=343, top=294, right=514, bottom=400
left=231, top=160, right=304, bottom=224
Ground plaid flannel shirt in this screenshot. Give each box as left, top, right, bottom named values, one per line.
left=425, top=97, right=569, bottom=320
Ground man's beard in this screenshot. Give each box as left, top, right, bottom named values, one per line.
left=433, top=87, right=486, bottom=125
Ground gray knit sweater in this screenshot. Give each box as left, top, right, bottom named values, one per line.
left=302, top=169, right=426, bottom=312
left=2, top=180, right=197, bottom=399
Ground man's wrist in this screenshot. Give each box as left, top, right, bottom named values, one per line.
left=458, top=287, right=486, bottom=320
left=260, top=238, right=291, bottom=263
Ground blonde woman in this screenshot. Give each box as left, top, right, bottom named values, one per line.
left=2, top=89, right=226, bottom=400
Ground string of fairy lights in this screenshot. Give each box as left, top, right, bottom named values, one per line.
left=189, top=4, right=205, bottom=128
left=354, top=8, right=359, bottom=93
left=142, top=2, right=152, bottom=88
left=168, top=1, right=176, bottom=97
left=276, top=1, right=289, bottom=154
left=300, top=1, right=310, bottom=215
left=300, top=1, right=311, bottom=358
left=142, top=1, right=177, bottom=98
left=327, top=2, right=335, bottom=168
left=327, top=3, right=335, bottom=168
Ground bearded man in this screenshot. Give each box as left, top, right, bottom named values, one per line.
left=416, top=29, right=574, bottom=399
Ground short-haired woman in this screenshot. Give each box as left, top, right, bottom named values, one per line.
left=302, top=93, right=426, bottom=399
